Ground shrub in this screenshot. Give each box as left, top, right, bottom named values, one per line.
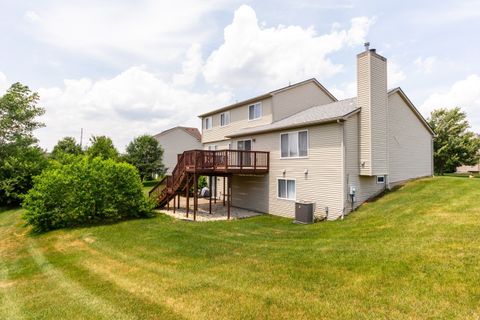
left=22, top=156, right=153, bottom=232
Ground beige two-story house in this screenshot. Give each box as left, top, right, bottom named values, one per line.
left=196, top=46, right=434, bottom=220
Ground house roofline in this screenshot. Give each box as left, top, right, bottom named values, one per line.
left=198, top=78, right=337, bottom=118
left=153, top=126, right=202, bottom=142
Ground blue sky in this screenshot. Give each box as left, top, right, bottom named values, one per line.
left=1, top=0, right=479, bottom=151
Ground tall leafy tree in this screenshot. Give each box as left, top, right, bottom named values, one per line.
left=428, top=107, right=480, bottom=175
left=51, top=137, right=83, bottom=160
left=0, top=83, right=48, bottom=205
left=125, top=135, right=165, bottom=180
left=86, top=136, right=119, bottom=160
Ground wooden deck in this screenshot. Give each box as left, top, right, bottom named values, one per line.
left=149, top=149, right=269, bottom=220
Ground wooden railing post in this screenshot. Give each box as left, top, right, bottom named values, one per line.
left=213, top=150, right=216, bottom=170
left=240, top=151, right=243, bottom=170
left=225, top=150, right=229, bottom=170
left=254, top=152, right=257, bottom=173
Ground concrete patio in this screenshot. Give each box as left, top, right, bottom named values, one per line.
left=156, top=196, right=263, bottom=221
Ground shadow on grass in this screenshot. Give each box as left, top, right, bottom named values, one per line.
left=25, top=212, right=160, bottom=236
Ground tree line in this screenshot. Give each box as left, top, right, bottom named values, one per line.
left=0, top=82, right=166, bottom=207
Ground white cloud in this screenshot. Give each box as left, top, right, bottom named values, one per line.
left=414, top=56, right=436, bottom=73
left=35, top=67, right=232, bottom=151
left=421, top=74, right=480, bottom=132
left=388, top=61, right=406, bottom=87
left=203, top=5, right=373, bottom=91
left=25, top=10, right=41, bottom=22
left=26, top=1, right=225, bottom=63
left=173, top=43, right=203, bottom=87
left=329, top=81, right=356, bottom=100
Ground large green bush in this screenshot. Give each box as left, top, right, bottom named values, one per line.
left=22, top=156, right=153, bottom=232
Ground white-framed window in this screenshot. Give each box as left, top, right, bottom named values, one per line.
left=208, top=145, right=217, bottom=150
left=248, top=102, right=262, bottom=120
left=277, top=178, right=296, bottom=200
left=220, top=111, right=230, bottom=127
left=204, top=116, right=212, bottom=130
left=280, top=130, right=308, bottom=158
left=376, top=175, right=385, bottom=184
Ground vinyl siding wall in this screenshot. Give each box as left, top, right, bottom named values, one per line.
left=357, top=51, right=388, bottom=176
left=201, top=98, right=273, bottom=144
left=272, top=82, right=334, bottom=121
left=344, top=113, right=386, bottom=212
left=230, top=123, right=344, bottom=219
left=370, top=55, right=388, bottom=175
left=232, top=175, right=269, bottom=213
left=387, top=92, right=433, bottom=184
left=154, top=129, right=202, bottom=175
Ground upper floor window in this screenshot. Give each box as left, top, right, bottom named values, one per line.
left=208, top=145, right=217, bottom=151
left=280, top=130, right=308, bottom=158
left=220, top=111, right=230, bottom=127
left=248, top=102, right=262, bottom=120
left=204, top=116, right=212, bottom=130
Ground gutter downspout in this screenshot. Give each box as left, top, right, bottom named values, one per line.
left=338, top=119, right=346, bottom=220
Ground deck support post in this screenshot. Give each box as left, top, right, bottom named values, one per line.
left=193, top=173, right=198, bottom=221
left=209, top=175, right=212, bottom=214
left=186, top=174, right=190, bottom=218
left=227, top=175, right=232, bottom=220
left=214, top=176, right=217, bottom=204
left=173, top=194, right=176, bottom=213
left=177, top=193, right=180, bottom=209
left=223, top=177, right=226, bottom=206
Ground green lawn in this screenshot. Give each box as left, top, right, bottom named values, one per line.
left=1, top=177, right=479, bottom=319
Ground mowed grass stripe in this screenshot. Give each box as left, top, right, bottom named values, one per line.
left=0, top=209, right=25, bottom=320
left=27, top=242, right=133, bottom=320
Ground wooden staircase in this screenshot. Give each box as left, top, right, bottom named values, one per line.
left=149, top=149, right=269, bottom=209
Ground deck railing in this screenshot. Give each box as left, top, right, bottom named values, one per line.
left=183, top=149, right=269, bottom=172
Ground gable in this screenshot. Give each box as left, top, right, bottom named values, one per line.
left=272, top=80, right=337, bottom=122
left=388, top=89, right=434, bottom=136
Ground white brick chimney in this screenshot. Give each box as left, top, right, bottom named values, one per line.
left=357, top=44, right=388, bottom=176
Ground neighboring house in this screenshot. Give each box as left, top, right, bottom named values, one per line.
left=155, top=45, right=434, bottom=220
left=153, top=126, right=202, bottom=174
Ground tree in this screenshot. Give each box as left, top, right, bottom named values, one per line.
left=51, top=137, right=83, bottom=160
left=86, top=136, right=119, bottom=160
left=125, top=135, right=165, bottom=180
left=0, top=83, right=48, bottom=205
left=0, top=82, right=45, bottom=146
left=428, top=107, right=480, bottom=175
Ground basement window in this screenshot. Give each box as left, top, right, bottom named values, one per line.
left=277, top=178, right=296, bottom=200
left=376, top=176, right=385, bottom=184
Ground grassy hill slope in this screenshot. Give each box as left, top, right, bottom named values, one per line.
left=1, top=177, right=479, bottom=319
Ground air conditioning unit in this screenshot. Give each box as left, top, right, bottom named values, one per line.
left=294, top=201, right=314, bottom=224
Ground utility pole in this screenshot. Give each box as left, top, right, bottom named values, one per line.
left=80, top=128, right=83, bottom=149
